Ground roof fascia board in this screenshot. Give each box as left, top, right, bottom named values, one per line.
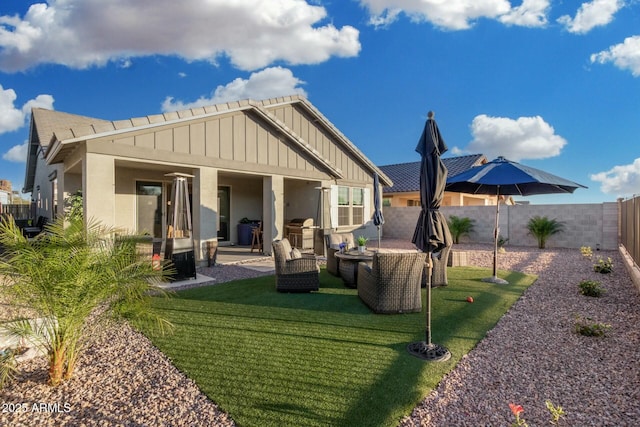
left=290, top=98, right=393, bottom=187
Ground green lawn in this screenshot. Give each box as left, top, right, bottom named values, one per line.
left=147, top=267, right=536, bottom=427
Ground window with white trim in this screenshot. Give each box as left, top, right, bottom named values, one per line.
left=332, top=185, right=370, bottom=227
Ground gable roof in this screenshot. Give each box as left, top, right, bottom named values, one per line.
left=378, top=154, right=487, bottom=193
left=24, top=95, right=392, bottom=192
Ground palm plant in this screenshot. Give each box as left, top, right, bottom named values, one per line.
left=526, top=216, right=565, bottom=249
left=0, top=216, right=173, bottom=387
left=447, top=215, right=475, bottom=244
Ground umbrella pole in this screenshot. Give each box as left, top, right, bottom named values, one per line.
left=483, top=187, right=509, bottom=284
left=407, top=252, right=451, bottom=362
left=426, top=250, right=432, bottom=344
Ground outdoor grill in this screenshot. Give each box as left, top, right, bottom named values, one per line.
left=286, top=218, right=315, bottom=249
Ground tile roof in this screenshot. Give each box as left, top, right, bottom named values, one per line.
left=379, top=154, right=487, bottom=193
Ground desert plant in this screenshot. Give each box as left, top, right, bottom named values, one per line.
left=0, top=347, right=20, bottom=389
left=580, top=246, right=593, bottom=258
left=356, top=235, right=368, bottom=246
left=447, top=215, right=475, bottom=244
left=64, top=190, right=83, bottom=222
left=578, top=280, right=605, bottom=297
left=0, top=216, right=173, bottom=386
left=574, top=315, right=611, bottom=337
left=526, top=216, right=564, bottom=249
left=593, top=257, right=613, bottom=274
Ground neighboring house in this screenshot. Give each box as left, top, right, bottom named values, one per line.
left=0, top=179, right=12, bottom=205
left=379, top=154, right=512, bottom=207
left=23, top=95, right=392, bottom=262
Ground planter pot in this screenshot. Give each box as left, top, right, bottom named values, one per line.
left=358, top=246, right=366, bottom=254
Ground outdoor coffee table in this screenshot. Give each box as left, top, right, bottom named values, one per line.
left=335, top=249, right=376, bottom=288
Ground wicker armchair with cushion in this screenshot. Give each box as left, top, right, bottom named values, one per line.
left=324, top=232, right=355, bottom=276
left=272, top=238, right=320, bottom=292
left=357, top=251, right=427, bottom=314
left=421, top=245, right=451, bottom=288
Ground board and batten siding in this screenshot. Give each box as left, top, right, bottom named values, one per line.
left=103, top=105, right=373, bottom=185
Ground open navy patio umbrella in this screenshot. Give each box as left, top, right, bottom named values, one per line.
left=372, top=173, right=385, bottom=249
left=446, top=156, right=587, bottom=284
left=407, top=111, right=452, bottom=362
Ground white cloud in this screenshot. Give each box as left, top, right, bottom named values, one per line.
left=466, top=115, right=567, bottom=162
left=360, top=0, right=552, bottom=30
left=162, top=67, right=307, bottom=112
left=360, top=0, right=512, bottom=30
left=0, top=0, right=360, bottom=72
left=557, top=0, right=623, bottom=34
left=2, top=140, right=28, bottom=163
left=591, top=35, right=640, bottom=77
left=590, top=158, right=640, bottom=196
left=499, top=0, right=549, bottom=27
left=0, top=85, right=54, bottom=134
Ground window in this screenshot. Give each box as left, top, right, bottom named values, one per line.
left=332, top=186, right=369, bottom=227
left=352, top=188, right=363, bottom=225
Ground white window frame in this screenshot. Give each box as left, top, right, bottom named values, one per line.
left=330, top=185, right=370, bottom=227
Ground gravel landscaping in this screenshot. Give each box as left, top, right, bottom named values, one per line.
left=1, top=243, right=639, bottom=426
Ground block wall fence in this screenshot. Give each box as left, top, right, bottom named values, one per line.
left=382, top=202, right=619, bottom=250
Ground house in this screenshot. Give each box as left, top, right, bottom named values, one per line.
left=0, top=180, right=11, bottom=205
left=379, top=154, right=513, bottom=207
left=23, top=95, right=392, bottom=262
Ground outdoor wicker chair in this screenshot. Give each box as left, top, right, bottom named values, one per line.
left=422, top=245, right=451, bottom=288
left=324, top=232, right=355, bottom=276
left=357, top=251, right=427, bottom=314
left=272, top=238, right=320, bottom=292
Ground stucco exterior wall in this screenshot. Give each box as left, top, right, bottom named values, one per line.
left=383, top=203, right=619, bottom=250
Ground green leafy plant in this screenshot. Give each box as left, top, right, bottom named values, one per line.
left=546, top=400, right=566, bottom=426
left=64, top=190, right=83, bottom=222
left=0, top=347, right=21, bottom=389
left=580, top=246, right=593, bottom=258
left=526, top=216, right=565, bottom=249
left=447, top=215, right=475, bottom=244
left=356, top=235, right=368, bottom=246
left=0, top=216, right=173, bottom=386
left=593, top=257, right=613, bottom=274
left=578, top=280, right=605, bottom=297
left=574, top=315, right=611, bottom=337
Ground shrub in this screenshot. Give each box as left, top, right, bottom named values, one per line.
left=0, top=216, right=173, bottom=386
left=593, top=257, right=613, bottom=274
left=574, top=316, right=611, bottom=337
left=526, top=216, right=565, bottom=249
left=447, top=215, right=475, bottom=244
left=580, top=246, right=593, bottom=258
left=578, top=280, right=604, bottom=297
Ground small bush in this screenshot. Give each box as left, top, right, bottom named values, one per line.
left=579, top=280, right=605, bottom=297
left=447, top=216, right=475, bottom=244
left=526, top=216, right=564, bottom=249
left=574, top=316, right=611, bottom=337
left=593, top=257, right=613, bottom=274
left=580, top=246, right=593, bottom=258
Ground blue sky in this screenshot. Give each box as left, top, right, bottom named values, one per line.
left=0, top=0, right=638, bottom=204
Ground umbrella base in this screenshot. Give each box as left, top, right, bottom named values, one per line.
left=482, top=276, right=509, bottom=285
left=407, top=341, right=451, bottom=362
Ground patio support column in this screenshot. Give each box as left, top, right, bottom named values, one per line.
left=83, top=153, right=115, bottom=227
left=192, top=166, right=218, bottom=265
left=263, top=175, right=284, bottom=255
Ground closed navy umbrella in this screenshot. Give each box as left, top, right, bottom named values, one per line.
left=372, top=173, right=385, bottom=249
left=446, top=156, right=587, bottom=283
left=407, top=111, right=452, bottom=362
